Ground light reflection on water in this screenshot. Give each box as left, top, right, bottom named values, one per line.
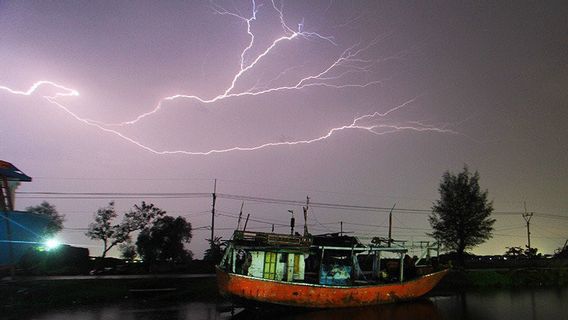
left=10, top=288, right=568, bottom=320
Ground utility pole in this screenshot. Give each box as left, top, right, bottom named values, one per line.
left=523, top=202, right=533, bottom=251
left=210, top=179, right=217, bottom=249
left=388, top=203, right=396, bottom=247
left=340, top=221, right=343, bottom=236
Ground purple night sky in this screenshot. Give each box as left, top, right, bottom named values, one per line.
left=1, top=1, right=567, bottom=258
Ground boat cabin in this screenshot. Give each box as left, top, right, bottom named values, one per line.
left=220, top=231, right=428, bottom=286
left=221, top=230, right=311, bottom=282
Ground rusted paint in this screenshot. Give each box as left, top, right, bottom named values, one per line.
left=216, top=267, right=448, bottom=308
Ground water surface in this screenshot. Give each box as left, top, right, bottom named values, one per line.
left=10, top=288, right=568, bottom=320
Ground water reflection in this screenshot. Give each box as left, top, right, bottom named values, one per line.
left=8, top=302, right=228, bottom=320
left=7, top=288, right=568, bottom=320
left=235, top=299, right=443, bottom=320
left=430, top=288, right=568, bottom=320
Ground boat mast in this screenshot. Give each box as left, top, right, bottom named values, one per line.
left=211, top=179, right=217, bottom=250
left=236, top=201, right=244, bottom=230
left=288, top=210, right=295, bottom=235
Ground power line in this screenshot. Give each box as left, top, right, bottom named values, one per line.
left=33, top=177, right=214, bottom=182
left=17, top=191, right=211, bottom=200
left=15, top=191, right=568, bottom=220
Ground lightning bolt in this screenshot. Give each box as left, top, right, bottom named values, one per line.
left=0, top=80, right=79, bottom=98
left=0, top=0, right=457, bottom=156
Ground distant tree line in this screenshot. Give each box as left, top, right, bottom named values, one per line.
left=86, top=202, right=193, bottom=264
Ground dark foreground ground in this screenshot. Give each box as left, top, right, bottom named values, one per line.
left=1, top=275, right=219, bottom=317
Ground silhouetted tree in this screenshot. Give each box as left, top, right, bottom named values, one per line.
left=429, top=166, right=495, bottom=266
left=26, top=201, right=65, bottom=237
left=136, top=216, right=192, bottom=264
left=504, top=246, right=540, bottom=258
left=120, top=241, right=137, bottom=261
left=86, top=202, right=165, bottom=257
left=504, top=246, right=524, bottom=258
left=204, top=236, right=224, bottom=264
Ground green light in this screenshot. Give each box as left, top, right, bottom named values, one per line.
left=45, top=238, right=61, bottom=250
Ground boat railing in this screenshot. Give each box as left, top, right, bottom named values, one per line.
left=314, top=245, right=407, bottom=253
left=233, top=230, right=311, bottom=247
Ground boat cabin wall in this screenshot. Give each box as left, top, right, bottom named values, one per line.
left=232, top=249, right=305, bottom=281
left=248, top=251, right=264, bottom=278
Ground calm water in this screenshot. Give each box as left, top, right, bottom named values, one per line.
left=9, top=288, right=568, bottom=320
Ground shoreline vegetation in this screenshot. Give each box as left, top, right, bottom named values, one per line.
left=436, top=268, right=568, bottom=290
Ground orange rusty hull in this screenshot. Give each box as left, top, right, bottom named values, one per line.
left=216, top=267, right=448, bottom=308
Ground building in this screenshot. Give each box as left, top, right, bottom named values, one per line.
left=0, top=160, right=49, bottom=268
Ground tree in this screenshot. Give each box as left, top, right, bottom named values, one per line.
left=504, top=246, right=540, bottom=259
left=136, top=216, right=192, bottom=264
left=26, top=201, right=65, bottom=237
left=86, top=201, right=165, bottom=257
left=204, top=236, right=224, bottom=263
left=119, top=241, right=137, bottom=261
left=504, top=246, right=524, bottom=258
left=429, top=166, right=495, bottom=266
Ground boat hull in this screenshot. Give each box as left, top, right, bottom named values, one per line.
left=216, top=267, right=448, bottom=308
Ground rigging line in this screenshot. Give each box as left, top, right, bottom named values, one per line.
left=215, top=212, right=289, bottom=227
left=342, top=221, right=431, bottom=231
left=215, top=208, right=289, bottom=224
left=393, top=214, right=409, bottom=229
left=309, top=207, right=334, bottom=233
left=215, top=209, right=289, bottom=225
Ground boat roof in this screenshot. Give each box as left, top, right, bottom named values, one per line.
left=312, top=233, right=361, bottom=247
left=231, top=230, right=407, bottom=254
left=0, top=160, right=32, bottom=182
left=232, top=230, right=311, bottom=248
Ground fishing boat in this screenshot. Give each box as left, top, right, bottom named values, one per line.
left=216, top=228, right=448, bottom=308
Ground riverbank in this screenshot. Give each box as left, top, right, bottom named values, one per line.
left=1, top=275, right=219, bottom=314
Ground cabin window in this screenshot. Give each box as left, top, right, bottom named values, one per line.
left=293, top=254, right=300, bottom=275
left=263, top=252, right=277, bottom=280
